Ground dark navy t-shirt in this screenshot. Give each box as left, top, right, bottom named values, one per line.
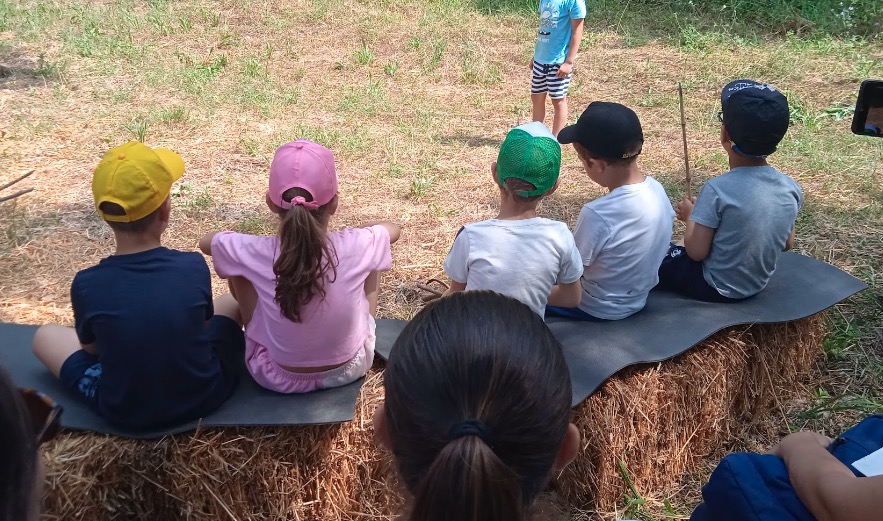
left=71, top=247, right=236, bottom=429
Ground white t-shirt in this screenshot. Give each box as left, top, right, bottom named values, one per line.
left=574, top=176, right=674, bottom=319
left=443, top=218, right=583, bottom=317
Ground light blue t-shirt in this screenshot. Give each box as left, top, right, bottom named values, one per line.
left=690, top=165, right=803, bottom=299
left=534, top=0, right=587, bottom=65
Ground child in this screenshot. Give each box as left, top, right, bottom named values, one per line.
left=549, top=101, right=675, bottom=320
left=657, top=80, right=802, bottom=301
left=32, top=142, right=244, bottom=430
left=199, top=139, right=400, bottom=394
left=373, top=291, right=581, bottom=521
left=531, top=0, right=586, bottom=136
left=442, top=121, right=583, bottom=318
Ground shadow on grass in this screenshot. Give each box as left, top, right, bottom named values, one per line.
left=436, top=135, right=504, bottom=148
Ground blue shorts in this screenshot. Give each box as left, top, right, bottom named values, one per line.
left=656, top=245, right=744, bottom=303
left=545, top=305, right=607, bottom=321
left=531, top=60, right=572, bottom=99
left=59, top=315, right=245, bottom=407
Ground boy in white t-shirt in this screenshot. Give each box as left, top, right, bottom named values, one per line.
left=550, top=101, right=674, bottom=320
left=443, top=121, right=583, bottom=318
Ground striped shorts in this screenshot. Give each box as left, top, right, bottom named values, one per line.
left=531, top=60, right=572, bottom=99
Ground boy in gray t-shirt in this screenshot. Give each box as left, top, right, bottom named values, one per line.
left=658, top=80, right=803, bottom=301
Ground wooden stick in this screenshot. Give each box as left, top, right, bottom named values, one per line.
left=678, top=83, right=692, bottom=199
left=0, top=187, right=34, bottom=204
left=0, top=170, right=34, bottom=193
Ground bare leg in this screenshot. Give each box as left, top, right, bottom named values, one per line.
left=226, top=276, right=257, bottom=326
left=551, top=95, right=568, bottom=136
left=531, top=92, right=547, bottom=125
left=32, top=325, right=84, bottom=378
left=364, top=271, right=380, bottom=317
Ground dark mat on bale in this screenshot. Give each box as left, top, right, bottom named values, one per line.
left=376, top=253, right=867, bottom=406
left=0, top=323, right=363, bottom=438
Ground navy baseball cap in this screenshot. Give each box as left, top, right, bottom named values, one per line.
left=721, top=79, right=789, bottom=157
left=557, top=101, right=643, bottom=161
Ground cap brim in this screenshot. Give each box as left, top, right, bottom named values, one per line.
left=556, top=124, right=578, bottom=144
left=154, top=148, right=185, bottom=181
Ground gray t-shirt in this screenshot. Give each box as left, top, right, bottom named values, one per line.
left=690, top=165, right=803, bottom=299
left=443, top=218, right=583, bottom=317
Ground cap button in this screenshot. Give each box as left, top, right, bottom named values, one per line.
left=118, top=154, right=126, bottom=160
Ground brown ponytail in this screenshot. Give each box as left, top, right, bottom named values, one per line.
left=273, top=187, right=338, bottom=322
left=385, top=291, right=573, bottom=521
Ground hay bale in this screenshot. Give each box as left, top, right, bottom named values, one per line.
left=41, top=316, right=824, bottom=520
left=42, top=370, right=403, bottom=520
left=557, top=314, right=825, bottom=515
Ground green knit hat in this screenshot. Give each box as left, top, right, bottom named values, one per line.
left=496, top=122, right=561, bottom=197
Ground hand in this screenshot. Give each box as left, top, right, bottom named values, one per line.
left=557, top=62, right=573, bottom=77
left=769, top=431, right=833, bottom=458
left=675, top=196, right=696, bottom=222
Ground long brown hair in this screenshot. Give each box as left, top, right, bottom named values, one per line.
left=273, top=187, right=338, bottom=322
left=384, top=291, right=573, bottom=521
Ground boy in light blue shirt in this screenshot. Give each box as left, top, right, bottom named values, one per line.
left=532, top=0, right=586, bottom=136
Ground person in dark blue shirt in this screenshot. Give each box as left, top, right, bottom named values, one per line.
left=32, top=142, right=244, bottom=430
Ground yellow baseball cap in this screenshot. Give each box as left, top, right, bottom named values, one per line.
left=92, top=142, right=185, bottom=222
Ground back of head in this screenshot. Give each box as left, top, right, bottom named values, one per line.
left=268, top=140, right=340, bottom=322
left=496, top=122, right=561, bottom=200
left=384, top=291, right=573, bottom=521
left=558, top=101, right=643, bottom=166
left=92, top=141, right=185, bottom=233
left=720, top=79, right=789, bottom=157
left=0, top=366, right=38, bottom=521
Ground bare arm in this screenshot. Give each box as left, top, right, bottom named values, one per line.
left=785, top=226, right=796, bottom=251
left=199, top=232, right=218, bottom=256
left=548, top=281, right=581, bottom=308
left=772, top=431, right=883, bottom=521
left=363, top=221, right=402, bottom=244
left=443, top=280, right=467, bottom=297
left=675, top=196, right=715, bottom=262
left=557, top=18, right=585, bottom=77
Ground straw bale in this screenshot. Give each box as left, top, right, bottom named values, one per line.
left=41, top=370, right=404, bottom=520
left=41, top=316, right=823, bottom=520
left=557, top=314, right=825, bottom=515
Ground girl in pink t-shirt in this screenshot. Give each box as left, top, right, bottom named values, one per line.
left=199, top=139, right=400, bottom=393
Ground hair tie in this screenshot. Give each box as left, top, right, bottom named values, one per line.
left=281, top=195, right=320, bottom=210
left=449, top=419, right=492, bottom=445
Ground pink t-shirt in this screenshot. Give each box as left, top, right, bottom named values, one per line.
left=211, top=226, right=392, bottom=367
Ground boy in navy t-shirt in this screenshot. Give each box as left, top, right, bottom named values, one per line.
left=32, top=142, right=244, bottom=430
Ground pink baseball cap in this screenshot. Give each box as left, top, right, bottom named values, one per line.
left=268, top=139, right=339, bottom=210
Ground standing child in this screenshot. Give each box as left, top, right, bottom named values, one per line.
left=32, top=142, right=244, bottom=430
left=657, top=80, right=802, bottom=301
left=532, top=0, right=586, bottom=136
left=549, top=102, right=674, bottom=320
left=442, top=121, right=583, bottom=318
left=199, top=139, right=400, bottom=394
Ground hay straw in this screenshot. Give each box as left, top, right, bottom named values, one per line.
left=557, top=314, right=825, bottom=516
left=41, top=317, right=823, bottom=520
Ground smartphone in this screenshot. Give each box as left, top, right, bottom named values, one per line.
left=852, top=79, right=883, bottom=137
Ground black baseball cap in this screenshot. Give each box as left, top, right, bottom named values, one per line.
left=557, top=101, right=643, bottom=161
left=721, top=79, right=789, bottom=157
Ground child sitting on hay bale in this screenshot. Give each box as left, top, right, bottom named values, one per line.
left=442, top=122, right=583, bottom=317
left=658, top=79, right=803, bottom=302
left=32, top=142, right=245, bottom=430
left=199, top=140, right=400, bottom=394
left=373, top=290, right=584, bottom=521
left=550, top=101, right=675, bottom=321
